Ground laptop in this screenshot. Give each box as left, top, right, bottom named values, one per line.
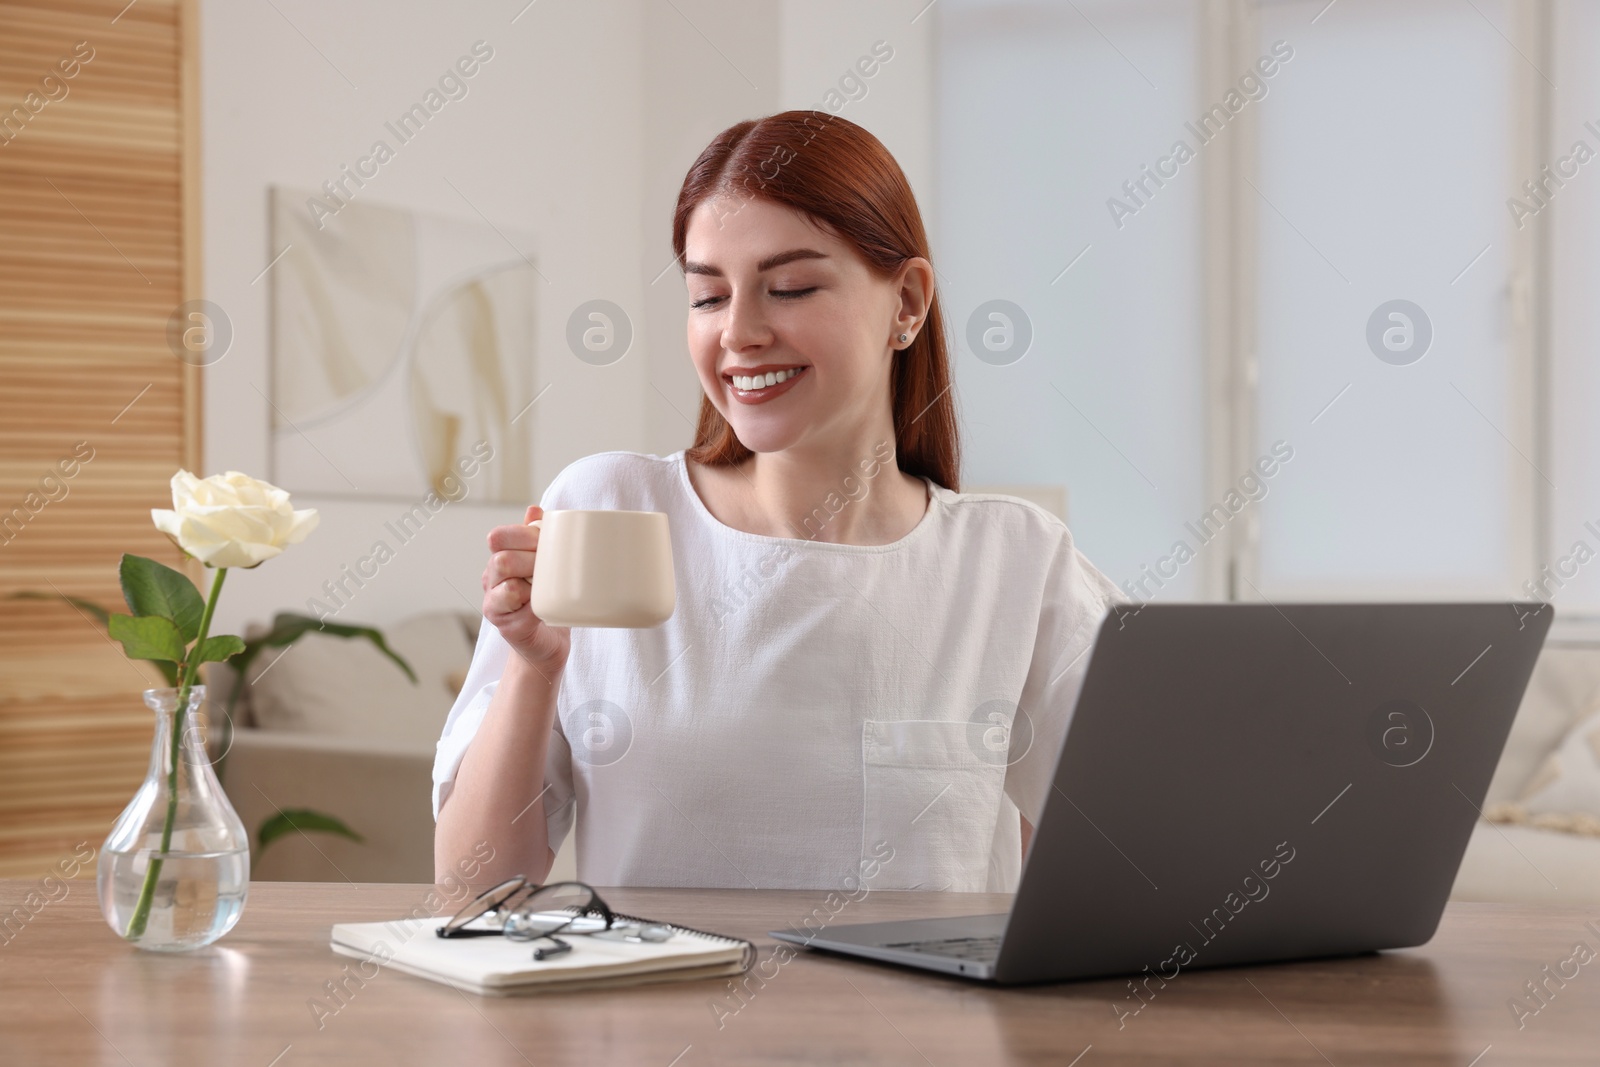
left=771, top=602, right=1553, bottom=984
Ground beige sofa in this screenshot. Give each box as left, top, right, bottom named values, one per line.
left=217, top=610, right=1600, bottom=902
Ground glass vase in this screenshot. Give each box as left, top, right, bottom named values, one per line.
left=97, top=685, right=250, bottom=951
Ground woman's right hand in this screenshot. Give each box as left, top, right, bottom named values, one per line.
left=483, top=505, right=571, bottom=670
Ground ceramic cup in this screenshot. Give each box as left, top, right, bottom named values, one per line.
left=528, top=509, right=675, bottom=628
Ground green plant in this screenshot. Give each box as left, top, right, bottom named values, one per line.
left=220, top=612, right=416, bottom=746
left=258, top=809, right=365, bottom=853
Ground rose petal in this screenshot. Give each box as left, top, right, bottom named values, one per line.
left=153, top=470, right=316, bottom=567
left=283, top=508, right=319, bottom=544
left=151, top=508, right=182, bottom=539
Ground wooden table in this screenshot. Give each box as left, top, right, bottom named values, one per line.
left=2, top=881, right=1598, bottom=1065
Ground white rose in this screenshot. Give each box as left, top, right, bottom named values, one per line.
left=151, top=470, right=319, bottom=569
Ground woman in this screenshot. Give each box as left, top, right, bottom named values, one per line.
left=433, top=111, right=1120, bottom=893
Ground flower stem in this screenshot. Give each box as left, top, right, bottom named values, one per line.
left=124, top=567, right=228, bottom=941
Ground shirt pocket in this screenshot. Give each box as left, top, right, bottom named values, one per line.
left=860, top=719, right=1007, bottom=892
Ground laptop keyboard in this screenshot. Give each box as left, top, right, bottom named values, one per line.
left=884, top=935, right=1002, bottom=961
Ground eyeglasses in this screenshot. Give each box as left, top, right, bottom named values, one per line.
left=437, top=878, right=672, bottom=960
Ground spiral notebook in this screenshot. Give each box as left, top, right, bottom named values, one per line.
left=329, top=913, right=757, bottom=995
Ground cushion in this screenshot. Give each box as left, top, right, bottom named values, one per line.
left=1484, top=645, right=1600, bottom=806
left=1487, top=704, right=1600, bottom=838
left=245, top=611, right=477, bottom=750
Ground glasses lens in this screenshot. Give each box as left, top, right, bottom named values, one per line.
left=592, top=922, right=673, bottom=943
left=503, top=883, right=599, bottom=941
left=442, top=878, right=529, bottom=935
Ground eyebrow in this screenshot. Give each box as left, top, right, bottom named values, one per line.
left=683, top=248, right=829, bottom=277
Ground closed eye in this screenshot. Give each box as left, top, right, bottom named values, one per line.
left=689, top=287, right=818, bottom=310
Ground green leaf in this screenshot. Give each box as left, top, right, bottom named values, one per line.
left=119, top=554, right=205, bottom=641
left=235, top=612, right=417, bottom=684
left=108, top=614, right=187, bottom=665
left=190, top=634, right=246, bottom=666
left=7, top=590, right=112, bottom=626
left=257, top=809, right=365, bottom=853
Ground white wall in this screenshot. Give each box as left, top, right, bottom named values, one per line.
left=777, top=0, right=936, bottom=218
left=638, top=1, right=780, bottom=458
left=202, top=0, right=650, bottom=634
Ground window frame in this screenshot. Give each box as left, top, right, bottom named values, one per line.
left=1218, top=0, right=1552, bottom=617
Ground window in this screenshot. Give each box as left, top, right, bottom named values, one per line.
left=1548, top=0, right=1600, bottom=618
left=1253, top=0, right=1528, bottom=600
left=939, top=0, right=1590, bottom=621
left=938, top=0, right=1211, bottom=600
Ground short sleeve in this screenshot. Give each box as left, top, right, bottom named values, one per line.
left=1003, top=527, right=1124, bottom=825
left=431, top=623, right=579, bottom=853
left=430, top=461, right=589, bottom=856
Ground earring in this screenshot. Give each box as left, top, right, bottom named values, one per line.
left=898, top=333, right=909, bottom=344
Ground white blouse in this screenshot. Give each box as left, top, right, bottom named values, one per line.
left=432, top=450, right=1120, bottom=892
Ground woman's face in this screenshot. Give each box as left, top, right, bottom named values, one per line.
left=683, top=195, right=921, bottom=458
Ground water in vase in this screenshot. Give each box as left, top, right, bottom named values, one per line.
left=99, top=846, right=249, bottom=951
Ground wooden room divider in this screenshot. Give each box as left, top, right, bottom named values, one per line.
left=0, top=0, right=201, bottom=878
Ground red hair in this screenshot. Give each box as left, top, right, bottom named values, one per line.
left=672, top=110, right=961, bottom=492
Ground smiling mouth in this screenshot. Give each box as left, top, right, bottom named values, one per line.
left=724, top=365, right=808, bottom=391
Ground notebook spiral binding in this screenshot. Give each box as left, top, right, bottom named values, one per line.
left=614, top=910, right=758, bottom=973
